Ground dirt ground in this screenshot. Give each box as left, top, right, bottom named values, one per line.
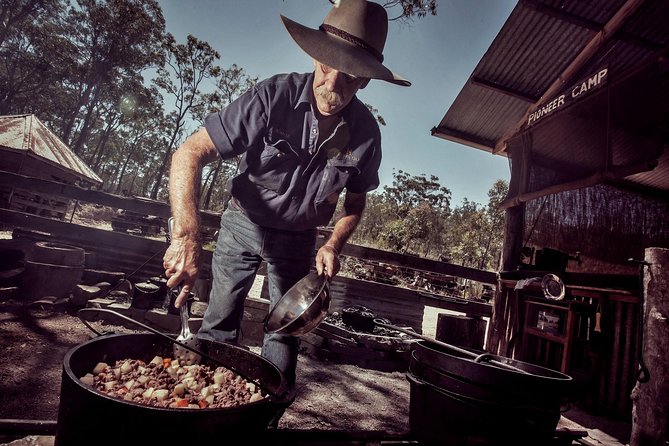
left=0, top=299, right=636, bottom=446
left=0, top=299, right=411, bottom=444
left=0, top=229, right=633, bottom=446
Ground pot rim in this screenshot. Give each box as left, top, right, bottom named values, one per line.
left=63, top=332, right=292, bottom=411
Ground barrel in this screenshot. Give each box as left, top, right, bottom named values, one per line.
left=21, top=242, right=85, bottom=300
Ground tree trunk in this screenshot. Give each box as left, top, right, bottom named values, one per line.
left=630, top=247, right=669, bottom=446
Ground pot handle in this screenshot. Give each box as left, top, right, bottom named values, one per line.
left=77, top=307, right=128, bottom=338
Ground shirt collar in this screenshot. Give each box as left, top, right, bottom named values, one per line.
left=295, top=72, right=314, bottom=110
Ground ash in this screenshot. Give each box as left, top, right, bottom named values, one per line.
left=324, top=311, right=405, bottom=338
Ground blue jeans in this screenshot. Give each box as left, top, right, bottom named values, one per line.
left=198, top=203, right=316, bottom=388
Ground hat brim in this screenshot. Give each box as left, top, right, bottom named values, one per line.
left=281, top=15, right=410, bottom=87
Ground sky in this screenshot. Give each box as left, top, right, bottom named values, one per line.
left=157, top=0, right=517, bottom=206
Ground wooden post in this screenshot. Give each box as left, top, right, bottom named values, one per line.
left=630, top=247, right=669, bottom=446
left=436, top=313, right=486, bottom=350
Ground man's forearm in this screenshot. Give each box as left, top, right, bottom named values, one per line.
left=169, top=149, right=203, bottom=240
left=168, top=128, right=218, bottom=239
left=325, top=192, right=366, bottom=253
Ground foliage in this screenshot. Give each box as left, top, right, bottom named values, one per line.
left=0, top=0, right=511, bottom=275
left=382, top=0, right=438, bottom=22
left=350, top=170, right=507, bottom=272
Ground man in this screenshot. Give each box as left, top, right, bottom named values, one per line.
left=163, top=0, right=410, bottom=401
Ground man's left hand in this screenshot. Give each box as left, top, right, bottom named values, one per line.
left=316, top=245, right=340, bottom=279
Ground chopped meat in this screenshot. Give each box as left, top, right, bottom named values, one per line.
left=81, top=356, right=266, bottom=409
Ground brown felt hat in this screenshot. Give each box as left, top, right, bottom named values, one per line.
left=281, top=0, right=410, bottom=87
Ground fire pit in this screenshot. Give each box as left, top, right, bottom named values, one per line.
left=300, top=308, right=415, bottom=372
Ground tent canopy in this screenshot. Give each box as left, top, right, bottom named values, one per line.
left=0, top=114, right=103, bottom=186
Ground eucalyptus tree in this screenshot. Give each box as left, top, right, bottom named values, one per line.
left=0, top=0, right=69, bottom=114
left=0, top=0, right=61, bottom=47
left=149, top=33, right=221, bottom=200
left=383, top=169, right=451, bottom=219
left=378, top=169, right=451, bottom=254
left=383, top=0, right=438, bottom=21
left=349, top=192, right=391, bottom=245
left=58, top=0, right=164, bottom=154
left=445, top=180, right=508, bottom=271
left=479, top=179, right=507, bottom=270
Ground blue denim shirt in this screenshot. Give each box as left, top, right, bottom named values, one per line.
left=204, top=72, right=381, bottom=231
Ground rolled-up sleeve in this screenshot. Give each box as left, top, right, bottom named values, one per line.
left=204, top=86, right=268, bottom=159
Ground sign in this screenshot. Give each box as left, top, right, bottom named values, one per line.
left=527, top=67, right=608, bottom=126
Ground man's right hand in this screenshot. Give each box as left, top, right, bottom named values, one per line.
left=163, top=234, right=202, bottom=308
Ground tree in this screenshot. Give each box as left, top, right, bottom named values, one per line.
left=383, top=169, right=451, bottom=219
left=327, top=0, right=438, bottom=22
left=377, top=170, right=451, bottom=254
left=445, top=180, right=508, bottom=270
left=150, top=33, right=221, bottom=200
left=382, top=0, right=438, bottom=22
left=0, top=0, right=62, bottom=48
left=0, top=0, right=68, bottom=114
left=59, top=0, right=165, bottom=153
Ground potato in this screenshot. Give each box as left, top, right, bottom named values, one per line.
left=153, top=389, right=169, bottom=401
left=120, top=360, right=132, bottom=375
left=92, top=362, right=108, bottom=375
left=173, top=383, right=185, bottom=397
left=80, top=373, right=95, bottom=386
left=213, top=372, right=226, bottom=385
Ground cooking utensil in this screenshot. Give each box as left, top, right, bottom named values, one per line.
left=56, top=331, right=292, bottom=445
left=174, top=298, right=201, bottom=365
left=166, top=217, right=200, bottom=363
left=77, top=307, right=283, bottom=399
left=373, top=318, right=529, bottom=374
left=264, top=270, right=331, bottom=336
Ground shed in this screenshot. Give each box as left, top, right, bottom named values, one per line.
left=0, top=114, right=102, bottom=219
left=431, top=0, right=668, bottom=418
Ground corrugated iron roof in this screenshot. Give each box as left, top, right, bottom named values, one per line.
left=0, top=114, right=102, bottom=185
left=432, top=0, right=669, bottom=194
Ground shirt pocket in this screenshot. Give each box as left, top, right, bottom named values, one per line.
left=315, top=158, right=360, bottom=204
left=247, top=138, right=299, bottom=194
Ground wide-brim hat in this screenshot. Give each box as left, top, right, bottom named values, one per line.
left=281, top=0, right=410, bottom=87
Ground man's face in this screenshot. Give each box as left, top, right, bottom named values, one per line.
left=312, top=60, right=369, bottom=116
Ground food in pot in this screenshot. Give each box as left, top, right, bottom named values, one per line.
left=79, top=355, right=266, bottom=409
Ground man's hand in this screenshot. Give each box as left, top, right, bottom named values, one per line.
left=163, top=235, right=202, bottom=308
left=316, top=244, right=340, bottom=279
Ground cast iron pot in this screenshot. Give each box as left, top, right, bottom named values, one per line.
left=408, top=350, right=566, bottom=443
left=409, top=350, right=561, bottom=410
left=407, top=372, right=557, bottom=446
left=408, top=340, right=572, bottom=445
left=411, top=340, right=572, bottom=398
left=55, top=333, right=293, bottom=445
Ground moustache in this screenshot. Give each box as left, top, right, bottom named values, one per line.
left=315, top=85, right=344, bottom=108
